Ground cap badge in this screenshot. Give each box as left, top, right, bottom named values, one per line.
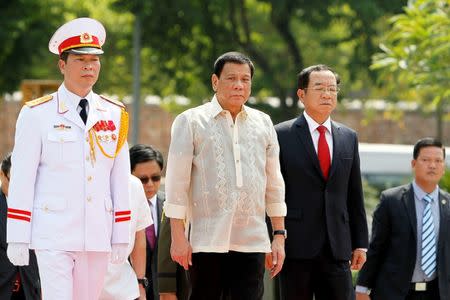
left=80, top=33, right=93, bottom=44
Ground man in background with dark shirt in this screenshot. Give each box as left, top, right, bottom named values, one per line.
left=0, top=153, right=41, bottom=299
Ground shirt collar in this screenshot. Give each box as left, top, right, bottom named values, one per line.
left=59, top=83, right=93, bottom=111
left=209, top=94, right=248, bottom=119
left=303, top=111, right=332, bottom=134
left=412, top=180, right=439, bottom=202
left=148, top=194, right=157, bottom=207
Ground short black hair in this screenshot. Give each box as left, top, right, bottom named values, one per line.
left=129, top=144, right=164, bottom=172
left=213, top=51, right=255, bottom=78
left=413, top=137, right=446, bottom=160
left=297, top=64, right=340, bottom=90
left=60, top=52, right=70, bottom=63
left=1, top=153, right=11, bottom=176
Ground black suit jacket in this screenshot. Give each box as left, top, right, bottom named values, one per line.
left=157, top=210, right=190, bottom=300
left=275, top=115, right=368, bottom=260
left=145, top=191, right=165, bottom=300
left=357, top=184, right=450, bottom=300
left=0, top=191, right=41, bottom=299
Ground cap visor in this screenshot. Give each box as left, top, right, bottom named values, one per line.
left=65, top=47, right=104, bottom=55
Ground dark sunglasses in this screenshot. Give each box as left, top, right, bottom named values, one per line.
left=138, top=175, right=162, bottom=184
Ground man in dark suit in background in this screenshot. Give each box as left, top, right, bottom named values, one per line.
left=275, top=64, right=368, bottom=300
left=157, top=211, right=190, bottom=300
left=356, top=138, right=450, bottom=300
left=130, top=144, right=181, bottom=300
left=0, top=153, right=41, bottom=299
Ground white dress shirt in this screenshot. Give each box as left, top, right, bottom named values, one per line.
left=303, top=111, right=333, bottom=161
left=164, top=95, right=286, bottom=253
left=148, top=194, right=158, bottom=235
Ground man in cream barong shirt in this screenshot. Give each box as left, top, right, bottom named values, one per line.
left=164, top=51, right=287, bottom=300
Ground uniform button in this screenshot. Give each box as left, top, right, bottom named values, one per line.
left=86, top=137, right=89, bottom=142
left=236, top=160, right=240, bottom=163
left=43, top=205, right=49, bottom=212
left=87, top=176, right=93, bottom=182
left=87, top=196, right=92, bottom=202
left=86, top=156, right=90, bottom=161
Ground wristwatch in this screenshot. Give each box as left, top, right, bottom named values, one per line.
left=137, top=277, right=149, bottom=288
left=273, top=229, right=287, bottom=239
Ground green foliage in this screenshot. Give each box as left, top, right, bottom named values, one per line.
left=371, top=0, right=450, bottom=108
left=440, top=169, right=450, bottom=193
left=0, top=0, right=65, bottom=92
left=131, top=0, right=408, bottom=121
left=0, top=0, right=137, bottom=96
left=0, top=0, right=407, bottom=119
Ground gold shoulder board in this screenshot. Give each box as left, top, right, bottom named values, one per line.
left=100, top=94, right=125, bottom=109
left=25, top=95, right=53, bottom=108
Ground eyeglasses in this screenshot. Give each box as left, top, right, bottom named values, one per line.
left=138, top=175, right=162, bottom=184
left=304, top=86, right=340, bottom=95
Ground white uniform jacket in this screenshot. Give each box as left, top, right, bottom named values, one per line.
left=6, top=84, right=131, bottom=252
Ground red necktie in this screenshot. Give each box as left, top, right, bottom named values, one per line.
left=317, top=125, right=331, bottom=180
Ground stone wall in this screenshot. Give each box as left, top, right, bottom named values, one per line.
left=1, top=99, right=448, bottom=162
left=333, top=108, right=444, bottom=145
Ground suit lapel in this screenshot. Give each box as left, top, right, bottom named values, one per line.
left=294, top=115, right=323, bottom=178
left=402, top=184, right=417, bottom=237
left=57, top=92, right=85, bottom=129
left=85, top=95, right=105, bottom=131
left=438, top=190, right=450, bottom=249
left=327, top=121, right=341, bottom=180
left=58, top=92, right=107, bottom=132
left=156, top=194, right=164, bottom=235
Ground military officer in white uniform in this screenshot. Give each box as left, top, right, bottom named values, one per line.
left=6, top=17, right=131, bottom=300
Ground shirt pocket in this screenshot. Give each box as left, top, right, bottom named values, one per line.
left=34, top=197, right=67, bottom=211
left=46, top=131, right=79, bottom=163
left=104, top=196, right=113, bottom=213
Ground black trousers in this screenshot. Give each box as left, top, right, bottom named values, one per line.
left=406, top=279, right=440, bottom=300
left=279, top=246, right=354, bottom=300
left=11, top=286, right=26, bottom=300
left=188, top=251, right=265, bottom=300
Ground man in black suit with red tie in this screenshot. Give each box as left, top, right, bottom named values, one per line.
left=275, top=64, right=369, bottom=300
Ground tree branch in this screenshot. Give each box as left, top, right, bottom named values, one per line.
left=228, top=0, right=288, bottom=109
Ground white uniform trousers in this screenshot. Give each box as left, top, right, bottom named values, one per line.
left=35, top=249, right=109, bottom=300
